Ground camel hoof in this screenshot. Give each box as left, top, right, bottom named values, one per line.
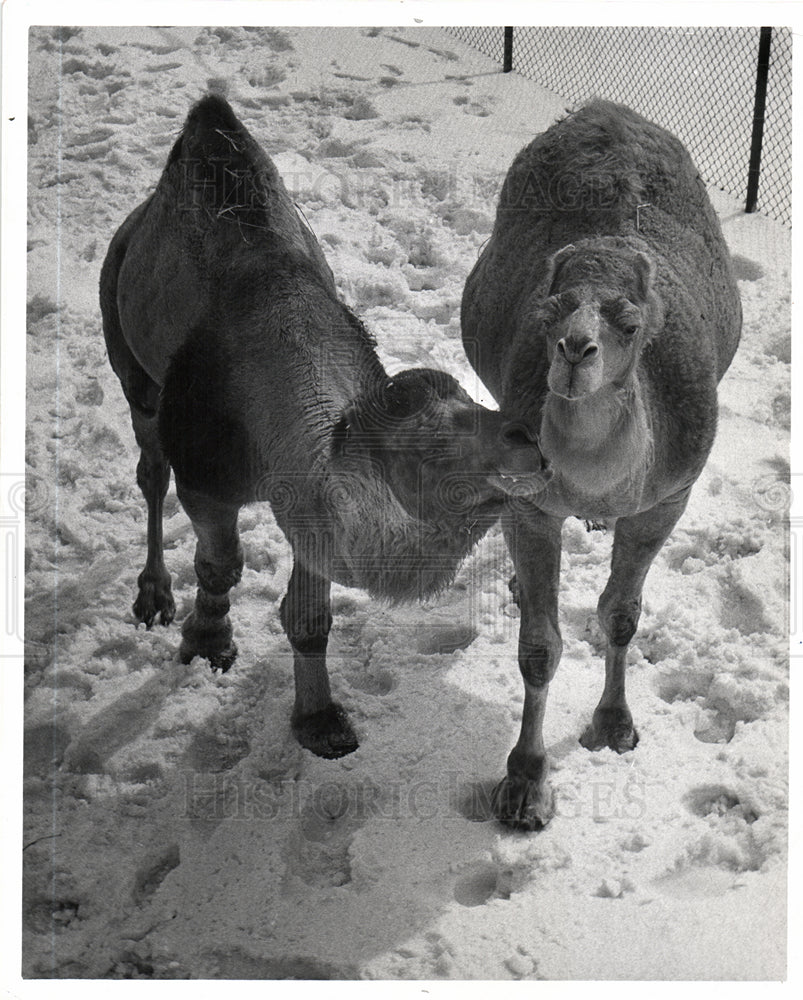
left=208, top=643, right=238, bottom=673
left=292, top=703, right=359, bottom=760
left=179, top=614, right=237, bottom=672
left=179, top=639, right=238, bottom=673
left=133, top=581, right=175, bottom=628
left=491, top=774, right=555, bottom=831
left=580, top=707, right=639, bottom=753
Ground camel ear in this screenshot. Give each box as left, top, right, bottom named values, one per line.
left=545, top=244, right=576, bottom=294
left=633, top=252, right=655, bottom=302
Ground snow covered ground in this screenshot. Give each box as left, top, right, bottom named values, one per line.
left=20, top=23, right=789, bottom=981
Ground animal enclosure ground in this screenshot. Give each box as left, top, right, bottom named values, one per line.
left=20, top=24, right=789, bottom=980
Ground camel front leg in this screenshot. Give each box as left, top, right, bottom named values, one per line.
left=176, top=483, right=243, bottom=673
left=130, top=407, right=175, bottom=628
left=581, top=488, right=691, bottom=752
left=493, top=506, right=564, bottom=830
left=281, top=532, right=358, bottom=760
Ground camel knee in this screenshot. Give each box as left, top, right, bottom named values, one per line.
left=136, top=450, right=170, bottom=498
left=194, top=544, right=243, bottom=596
left=518, top=634, right=562, bottom=688
left=598, top=596, right=641, bottom=647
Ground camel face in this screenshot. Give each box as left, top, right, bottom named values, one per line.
left=544, top=291, right=646, bottom=400
left=422, top=401, right=551, bottom=508
left=336, top=367, right=550, bottom=520
left=540, top=244, right=655, bottom=402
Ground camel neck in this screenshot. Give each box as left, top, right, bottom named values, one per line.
left=539, top=380, right=652, bottom=496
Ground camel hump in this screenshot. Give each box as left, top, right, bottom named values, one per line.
left=162, top=93, right=292, bottom=234
left=162, top=93, right=335, bottom=282
left=168, top=93, right=269, bottom=169
left=184, top=93, right=244, bottom=135
left=500, top=99, right=703, bottom=225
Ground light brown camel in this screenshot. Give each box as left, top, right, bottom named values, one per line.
left=461, top=100, right=742, bottom=829
left=100, top=95, right=550, bottom=760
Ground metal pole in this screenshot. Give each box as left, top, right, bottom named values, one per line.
left=746, top=27, right=772, bottom=213
left=503, top=27, right=513, bottom=72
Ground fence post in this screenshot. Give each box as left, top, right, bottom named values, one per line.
left=746, top=26, right=772, bottom=214
left=503, top=27, right=513, bottom=72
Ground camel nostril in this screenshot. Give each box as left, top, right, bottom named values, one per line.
left=501, top=423, right=537, bottom=448
left=557, top=337, right=598, bottom=365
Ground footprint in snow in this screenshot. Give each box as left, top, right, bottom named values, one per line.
left=653, top=785, right=764, bottom=898
left=284, top=781, right=372, bottom=888
left=453, top=861, right=508, bottom=906
left=683, top=784, right=758, bottom=824
left=131, top=843, right=181, bottom=904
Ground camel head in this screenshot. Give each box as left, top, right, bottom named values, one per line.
left=539, top=242, right=659, bottom=402
left=332, top=368, right=552, bottom=520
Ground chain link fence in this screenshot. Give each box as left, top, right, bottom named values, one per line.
left=761, top=27, right=793, bottom=225
left=445, top=26, right=791, bottom=226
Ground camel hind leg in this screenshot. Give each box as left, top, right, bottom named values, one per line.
left=581, top=488, right=691, bottom=752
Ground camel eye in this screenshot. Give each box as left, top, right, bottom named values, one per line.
left=539, top=295, right=566, bottom=323
left=605, top=297, right=641, bottom=338
left=382, top=379, right=430, bottom=419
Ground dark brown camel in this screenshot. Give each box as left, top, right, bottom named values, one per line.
left=461, top=100, right=741, bottom=829
left=100, top=95, right=549, bottom=760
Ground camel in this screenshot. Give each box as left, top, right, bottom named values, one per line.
left=461, top=100, right=742, bottom=829
left=100, top=94, right=550, bottom=760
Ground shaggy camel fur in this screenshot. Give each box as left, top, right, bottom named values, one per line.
left=100, top=95, right=549, bottom=759
left=462, top=100, right=741, bottom=829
